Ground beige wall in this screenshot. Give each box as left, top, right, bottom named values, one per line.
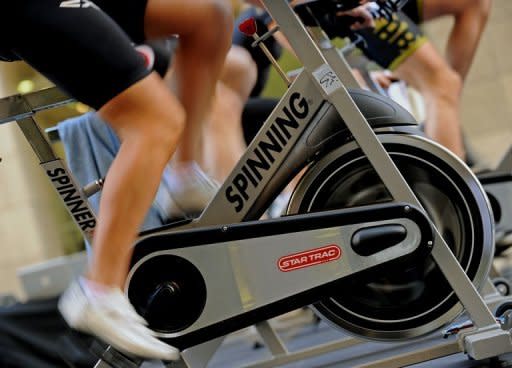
left=423, top=0, right=512, bottom=167
left=0, top=63, right=82, bottom=299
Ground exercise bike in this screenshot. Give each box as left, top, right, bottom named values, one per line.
left=122, top=0, right=511, bottom=365
left=1, top=0, right=511, bottom=367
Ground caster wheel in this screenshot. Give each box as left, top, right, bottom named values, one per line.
left=495, top=301, right=512, bottom=318
left=493, top=277, right=511, bottom=297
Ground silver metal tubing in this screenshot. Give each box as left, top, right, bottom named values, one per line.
left=255, top=321, right=289, bottom=356
left=0, top=87, right=72, bottom=124
left=263, top=0, right=499, bottom=330
left=16, top=117, right=58, bottom=163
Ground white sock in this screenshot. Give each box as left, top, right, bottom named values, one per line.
left=79, top=277, right=111, bottom=300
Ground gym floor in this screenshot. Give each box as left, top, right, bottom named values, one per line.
left=141, top=309, right=512, bottom=367
left=208, top=320, right=512, bottom=367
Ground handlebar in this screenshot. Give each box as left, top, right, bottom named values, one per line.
left=293, top=0, right=410, bottom=39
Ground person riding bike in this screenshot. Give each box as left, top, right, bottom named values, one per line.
left=350, top=0, right=491, bottom=161
left=234, top=0, right=492, bottom=161
left=0, top=0, right=233, bottom=361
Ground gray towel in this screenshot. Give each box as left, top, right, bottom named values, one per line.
left=57, top=112, right=172, bottom=234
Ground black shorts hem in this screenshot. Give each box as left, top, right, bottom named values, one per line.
left=87, top=67, right=152, bottom=110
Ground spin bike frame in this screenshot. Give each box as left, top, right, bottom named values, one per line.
left=127, top=0, right=510, bottom=364
left=0, top=1, right=510, bottom=366
left=172, top=1, right=510, bottom=361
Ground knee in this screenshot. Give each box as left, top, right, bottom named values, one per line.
left=222, top=46, right=258, bottom=99
left=476, top=0, right=492, bottom=21
left=150, top=104, right=186, bottom=149
left=133, top=109, right=186, bottom=154
left=457, top=0, right=492, bottom=24
left=415, top=62, right=462, bottom=105
left=200, top=1, right=234, bottom=52
left=128, top=109, right=185, bottom=162
left=431, top=67, right=463, bottom=103
left=109, top=100, right=186, bottom=150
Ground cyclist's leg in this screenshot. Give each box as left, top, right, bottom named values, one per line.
left=150, top=44, right=255, bottom=219
left=11, top=1, right=184, bottom=293
left=88, top=0, right=233, bottom=218
left=355, top=11, right=465, bottom=159
left=219, top=46, right=258, bottom=101
left=143, top=0, right=234, bottom=164
left=204, top=45, right=258, bottom=182
left=7, top=0, right=227, bottom=360
left=10, top=0, right=184, bottom=359
left=393, top=42, right=465, bottom=159
left=136, top=0, right=235, bottom=216
left=91, top=76, right=184, bottom=287
left=419, top=0, right=492, bottom=81
left=76, top=0, right=232, bottom=275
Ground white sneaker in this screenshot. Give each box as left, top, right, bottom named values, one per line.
left=159, top=162, right=219, bottom=218
left=267, top=192, right=291, bottom=218
left=154, top=174, right=185, bottom=220
left=58, top=280, right=180, bottom=361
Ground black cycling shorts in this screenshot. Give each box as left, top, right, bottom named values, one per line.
left=354, top=1, right=426, bottom=70
left=402, top=0, right=423, bottom=24
left=0, top=0, right=151, bottom=110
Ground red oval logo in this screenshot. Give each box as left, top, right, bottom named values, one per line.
left=277, top=245, right=342, bottom=272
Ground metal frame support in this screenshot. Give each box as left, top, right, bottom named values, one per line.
left=262, top=0, right=504, bottom=352
left=239, top=282, right=512, bottom=368
left=0, top=87, right=72, bottom=125
left=254, top=321, right=288, bottom=356
left=9, top=93, right=98, bottom=244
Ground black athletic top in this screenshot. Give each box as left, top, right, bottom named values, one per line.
left=0, top=0, right=153, bottom=110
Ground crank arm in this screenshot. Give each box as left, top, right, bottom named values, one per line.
left=126, top=202, right=432, bottom=350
